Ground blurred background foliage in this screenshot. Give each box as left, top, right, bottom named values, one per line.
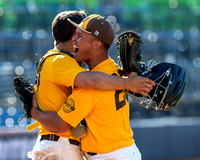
left=0, top=0, right=200, bottom=128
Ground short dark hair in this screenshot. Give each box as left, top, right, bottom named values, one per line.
left=52, top=10, right=87, bottom=45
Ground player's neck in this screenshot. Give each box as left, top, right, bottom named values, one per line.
left=55, top=40, right=74, bottom=54
left=87, top=51, right=109, bottom=70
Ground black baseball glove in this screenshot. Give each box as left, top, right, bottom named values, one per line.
left=117, top=30, right=147, bottom=74
left=10, top=76, right=35, bottom=121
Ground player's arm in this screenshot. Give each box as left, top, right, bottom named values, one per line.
left=53, top=56, right=155, bottom=96
left=75, top=71, right=155, bottom=97
left=31, top=95, right=70, bottom=133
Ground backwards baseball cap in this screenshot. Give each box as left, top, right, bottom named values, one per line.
left=67, top=14, right=115, bottom=46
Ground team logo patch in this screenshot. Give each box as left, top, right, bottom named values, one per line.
left=62, top=98, right=75, bottom=113
left=94, top=30, right=99, bottom=36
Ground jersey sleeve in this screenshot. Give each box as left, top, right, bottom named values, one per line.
left=52, top=55, right=86, bottom=89
left=57, top=89, right=97, bottom=127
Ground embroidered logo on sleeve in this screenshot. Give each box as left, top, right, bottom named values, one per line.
left=62, top=98, right=75, bottom=113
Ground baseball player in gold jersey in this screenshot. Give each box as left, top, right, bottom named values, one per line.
left=28, top=11, right=155, bottom=160
left=31, top=15, right=155, bottom=160
left=27, top=11, right=87, bottom=160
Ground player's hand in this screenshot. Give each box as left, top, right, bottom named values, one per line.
left=126, top=72, right=156, bottom=97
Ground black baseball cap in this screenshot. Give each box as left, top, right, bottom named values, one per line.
left=67, top=14, right=115, bottom=46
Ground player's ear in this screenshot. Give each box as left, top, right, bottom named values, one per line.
left=93, top=40, right=102, bottom=49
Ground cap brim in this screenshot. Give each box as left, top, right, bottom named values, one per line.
left=67, top=18, right=92, bottom=34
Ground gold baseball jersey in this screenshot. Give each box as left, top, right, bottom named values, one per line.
left=58, top=58, right=135, bottom=153
left=34, top=49, right=86, bottom=140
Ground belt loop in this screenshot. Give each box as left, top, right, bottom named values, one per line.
left=49, top=134, right=52, bottom=141
left=40, top=134, right=60, bottom=142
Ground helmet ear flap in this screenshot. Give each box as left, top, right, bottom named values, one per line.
left=129, top=62, right=187, bottom=111
left=164, top=68, right=187, bottom=108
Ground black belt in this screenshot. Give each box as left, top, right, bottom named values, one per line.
left=40, top=134, right=80, bottom=146
left=87, top=152, right=97, bottom=156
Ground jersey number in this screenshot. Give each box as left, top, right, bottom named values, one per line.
left=112, top=72, right=128, bottom=110
left=115, top=90, right=128, bottom=110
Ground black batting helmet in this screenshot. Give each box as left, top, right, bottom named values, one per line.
left=130, top=62, right=187, bottom=111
